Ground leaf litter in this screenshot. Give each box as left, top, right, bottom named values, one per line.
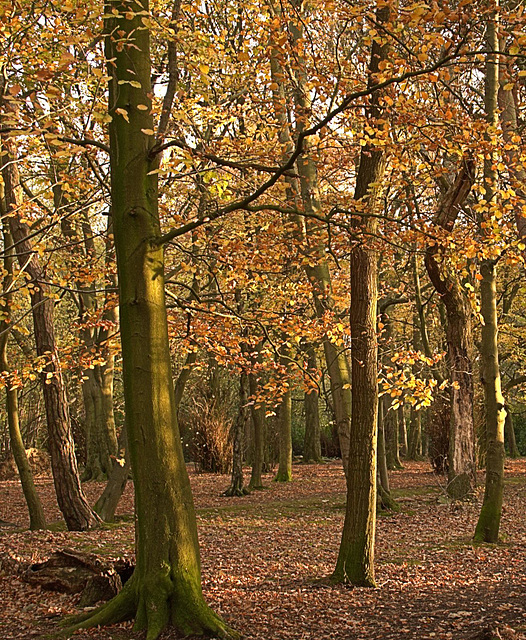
left=1, top=460, right=526, bottom=639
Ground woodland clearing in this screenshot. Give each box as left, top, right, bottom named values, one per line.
left=1, top=460, right=526, bottom=640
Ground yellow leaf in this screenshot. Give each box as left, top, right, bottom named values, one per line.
left=137, top=104, right=148, bottom=110
left=199, top=64, right=209, bottom=75
left=115, top=107, right=129, bottom=122
left=141, top=128, right=155, bottom=135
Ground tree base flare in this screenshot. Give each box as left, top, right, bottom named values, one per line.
left=63, top=574, right=239, bottom=640
left=223, top=485, right=249, bottom=497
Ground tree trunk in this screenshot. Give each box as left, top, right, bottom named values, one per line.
left=0, top=216, right=46, bottom=531
left=475, top=8, right=506, bottom=542
left=332, top=3, right=389, bottom=587
left=94, top=427, right=130, bottom=523
left=1, top=143, right=99, bottom=531
left=224, top=372, right=249, bottom=496
left=504, top=411, right=519, bottom=458
left=248, top=371, right=266, bottom=490
left=69, top=2, right=235, bottom=637
left=424, top=158, right=477, bottom=498
left=399, top=405, right=408, bottom=458
left=268, top=1, right=352, bottom=473
left=303, top=345, right=322, bottom=463
left=384, top=396, right=402, bottom=470
left=377, top=398, right=390, bottom=494
left=275, top=349, right=292, bottom=483
left=408, top=405, right=422, bottom=460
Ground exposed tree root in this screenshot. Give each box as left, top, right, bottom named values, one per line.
left=63, top=573, right=240, bottom=640
left=223, top=485, right=249, bottom=497
left=377, top=484, right=401, bottom=512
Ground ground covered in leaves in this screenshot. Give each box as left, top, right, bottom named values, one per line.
left=1, top=460, right=526, bottom=639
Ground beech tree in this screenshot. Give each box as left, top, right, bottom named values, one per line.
left=475, top=3, right=506, bottom=543
left=332, top=2, right=390, bottom=587
left=1, top=141, right=100, bottom=532
left=69, top=0, right=237, bottom=636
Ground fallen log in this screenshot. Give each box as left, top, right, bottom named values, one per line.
left=22, top=548, right=134, bottom=607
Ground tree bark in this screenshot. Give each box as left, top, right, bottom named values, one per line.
left=504, top=411, right=519, bottom=458
left=399, top=405, right=408, bottom=458
left=68, top=2, right=236, bottom=637
left=303, top=344, right=322, bottom=463
left=332, top=3, right=389, bottom=587
left=248, top=369, right=266, bottom=490
left=0, top=211, right=46, bottom=530
left=224, top=372, right=249, bottom=496
left=1, top=143, right=99, bottom=531
left=275, top=347, right=293, bottom=482
left=424, top=158, right=477, bottom=498
left=475, top=5, right=506, bottom=542
left=94, top=427, right=130, bottom=523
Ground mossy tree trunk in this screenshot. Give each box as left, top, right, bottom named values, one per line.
left=475, top=7, right=506, bottom=543
left=69, top=2, right=236, bottom=637
left=1, top=142, right=99, bottom=532
left=332, top=3, right=389, bottom=587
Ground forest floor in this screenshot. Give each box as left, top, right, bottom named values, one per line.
left=1, top=459, right=526, bottom=640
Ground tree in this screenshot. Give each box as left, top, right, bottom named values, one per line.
left=69, top=0, right=236, bottom=636
left=474, top=1, right=506, bottom=543
left=0, top=211, right=46, bottom=530
left=1, top=140, right=100, bottom=532
left=303, top=344, right=322, bottom=464
left=332, top=2, right=390, bottom=587
left=424, top=157, right=477, bottom=499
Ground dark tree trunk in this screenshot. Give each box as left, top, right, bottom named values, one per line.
left=504, top=411, right=519, bottom=458
left=332, top=2, right=389, bottom=587
left=384, top=396, right=402, bottom=470
left=377, top=398, right=390, bottom=494
left=275, top=346, right=292, bottom=482
left=424, top=157, right=477, bottom=499
left=224, top=372, right=249, bottom=496
left=408, top=405, right=422, bottom=460
left=399, top=405, right=408, bottom=458
left=248, top=371, right=266, bottom=490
